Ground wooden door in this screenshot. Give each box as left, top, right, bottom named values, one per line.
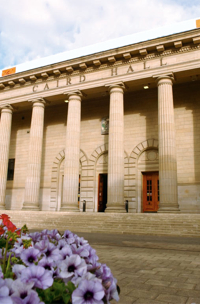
left=98, top=174, right=107, bottom=212
left=143, top=172, right=159, bottom=212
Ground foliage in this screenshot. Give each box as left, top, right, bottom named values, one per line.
left=0, top=214, right=120, bottom=304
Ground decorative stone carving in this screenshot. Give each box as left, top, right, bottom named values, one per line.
left=138, top=150, right=158, bottom=163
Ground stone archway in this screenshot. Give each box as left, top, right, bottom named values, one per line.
left=49, top=149, right=88, bottom=211
left=129, top=138, right=159, bottom=213
left=89, top=143, right=128, bottom=212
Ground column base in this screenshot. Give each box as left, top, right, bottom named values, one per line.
left=60, top=205, right=80, bottom=212
left=22, top=203, right=40, bottom=211
left=0, top=205, right=5, bottom=210
left=105, top=206, right=126, bottom=213
left=158, top=204, right=180, bottom=213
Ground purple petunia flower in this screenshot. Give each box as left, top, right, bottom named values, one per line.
left=21, top=247, right=41, bottom=266
left=0, top=224, right=119, bottom=304
left=4, top=278, right=15, bottom=296
left=57, top=239, right=68, bottom=250
left=96, top=264, right=119, bottom=303
left=40, top=229, right=49, bottom=237
left=43, top=241, right=61, bottom=262
left=59, top=254, right=87, bottom=280
left=12, top=236, right=33, bottom=258
left=59, top=245, right=72, bottom=260
left=75, top=237, right=88, bottom=247
left=104, top=278, right=119, bottom=303
left=63, top=230, right=75, bottom=244
left=0, top=278, right=13, bottom=304
left=46, top=229, right=61, bottom=241
left=85, top=245, right=99, bottom=266
left=72, top=279, right=105, bottom=304
left=34, top=239, right=49, bottom=252
left=38, top=256, right=55, bottom=272
left=12, top=265, right=26, bottom=279
left=12, top=292, right=44, bottom=304
left=72, top=272, right=102, bottom=286
left=28, top=232, right=41, bottom=243
left=10, top=279, right=44, bottom=304
left=71, top=243, right=89, bottom=258
left=20, top=265, right=53, bottom=289
left=96, top=264, right=112, bottom=282
left=10, top=278, right=35, bottom=301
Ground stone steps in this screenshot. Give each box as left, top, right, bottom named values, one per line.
left=1, top=210, right=199, bottom=237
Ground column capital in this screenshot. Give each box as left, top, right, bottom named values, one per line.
left=63, top=90, right=83, bottom=99
left=153, top=73, right=174, bottom=86
left=28, top=97, right=46, bottom=105
left=0, top=103, right=14, bottom=113
left=105, top=82, right=125, bottom=92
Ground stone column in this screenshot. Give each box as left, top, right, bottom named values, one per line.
left=61, top=91, right=82, bottom=212
left=0, top=105, right=13, bottom=209
left=106, top=83, right=126, bottom=213
left=23, top=98, right=45, bottom=210
left=157, top=76, right=179, bottom=212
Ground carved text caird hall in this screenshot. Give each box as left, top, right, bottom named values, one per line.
left=0, top=28, right=200, bottom=213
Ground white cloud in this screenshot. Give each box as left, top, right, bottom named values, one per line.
left=0, top=0, right=200, bottom=69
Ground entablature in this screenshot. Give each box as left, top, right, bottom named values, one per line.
left=0, top=28, right=200, bottom=91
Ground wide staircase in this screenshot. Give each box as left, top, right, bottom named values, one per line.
left=1, top=211, right=200, bottom=237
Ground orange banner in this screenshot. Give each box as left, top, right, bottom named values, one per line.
left=196, top=19, right=200, bottom=28
left=2, top=67, right=16, bottom=77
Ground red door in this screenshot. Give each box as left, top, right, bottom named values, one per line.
left=143, top=172, right=159, bottom=212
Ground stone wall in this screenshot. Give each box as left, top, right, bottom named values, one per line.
left=5, top=81, right=200, bottom=213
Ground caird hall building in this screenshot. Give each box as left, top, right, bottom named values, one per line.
left=0, top=20, right=200, bottom=214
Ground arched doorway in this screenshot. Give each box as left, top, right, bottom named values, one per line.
left=130, top=139, right=159, bottom=213
left=57, top=159, right=82, bottom=211
left=96, top=153, right=108, bottom=212
left=142, top=171, right=159, bottom=212
left=90, top=144, right=128, bottom=212
left=49, top=149, right=87, bottom=211
left=138, top=148, right=159, bottom=212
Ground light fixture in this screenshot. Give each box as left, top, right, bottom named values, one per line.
left=64, top=100, right=69, bottom=103
left=143, top=85, right=149, bottom=89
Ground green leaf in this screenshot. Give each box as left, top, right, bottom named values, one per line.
left=21, top=224, right=29, bottom=234
left=36, top=280, right=71, bottom=304
left=0, top=238, right=6, bottom=249
left=62, top=293, right=71, bottom=304
left=22, top=239, right=32, bottom=249
left=66, top=281, right=76, bottom=293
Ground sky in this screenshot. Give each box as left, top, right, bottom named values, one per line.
left=0, top=0, right=200, bottom=71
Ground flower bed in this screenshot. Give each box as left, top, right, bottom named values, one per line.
left=0, top=214, right=119, bottom=304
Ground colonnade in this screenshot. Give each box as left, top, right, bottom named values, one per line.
left=0, top=76, right=179, bottom=212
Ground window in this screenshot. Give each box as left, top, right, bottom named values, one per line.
left=7, top=159, right=15, bottom=181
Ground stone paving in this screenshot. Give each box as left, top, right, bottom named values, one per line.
left=74, top=233, right=200, bottom=304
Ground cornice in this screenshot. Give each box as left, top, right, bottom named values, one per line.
left=0, top=28, right=200, bottom=89
left=1, top=57, right=200, bottom=106
left=0, top=41, right=199, bottom=94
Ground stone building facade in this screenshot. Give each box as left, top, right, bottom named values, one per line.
left=0, top=28, right=200, bottom=213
